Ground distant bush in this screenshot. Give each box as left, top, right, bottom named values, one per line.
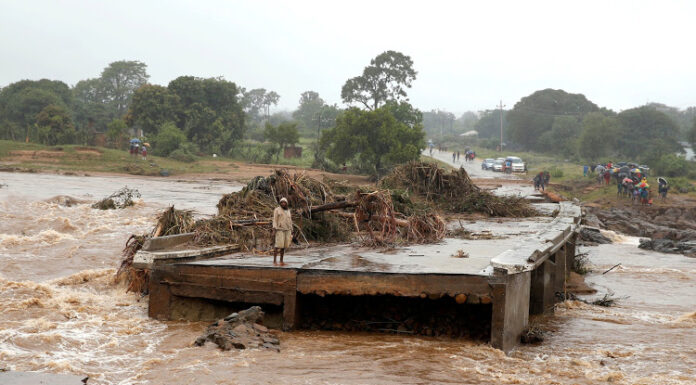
left=228, top=141, right=274, bottom=164
left=653, top=153, right=690, bottom=177
left=152, top=122, right=186, bottom=157
left=669, top=177, right=695, bottom=194
left=549, top=166, right=564, bottom=178
left=169, top=148, right=196, bottom=163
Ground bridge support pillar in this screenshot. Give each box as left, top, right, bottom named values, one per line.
left=490, top=269, right=531, bottom=353
left=530, top=259, right=555, bottom=315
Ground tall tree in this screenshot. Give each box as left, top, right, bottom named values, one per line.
left=474, top=109, right=507, bottom=139
left=537, top=116, right=582, bottom=156
left=578, top=112, right=619, bottom=161
left=507, top=89, right=599, bottom=151
left=72, top=78, right=110, bottom=133
left=240, top=88, right=280, bottom=123
left=341, top=50, right=417, bottom=110
left=422, top=109, right=456, bottom=137
left=293, top=91, right=325, bottom=130
left=126, top=84, right=180, bottom=136
left=616, top=105, right=682, bottom=161
left=99, top=60, right=149, bottom=116
left=319, top=107, right=424, bottom=176
left=292, top=91, right=340, bottom=136
left=35, top=104, right=75, bottom=145
left=127, top=76, right=245, bottom=153
left=263, top=121, right=300, bottom=161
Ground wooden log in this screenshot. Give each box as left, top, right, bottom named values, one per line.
left=300, top=200, right=357, bottom=216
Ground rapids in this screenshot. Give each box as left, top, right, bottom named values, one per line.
left=1, top=171, right=694, bottom=384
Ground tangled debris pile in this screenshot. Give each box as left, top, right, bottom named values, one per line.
left=382, top=161, right=538, bottom=217
left=153, top=206, right=195, bottom=236
left=116, top=234, right=148, bottom=293
left=92, top=187, right=141, bottom=210
left=117, top=164, right=541, bottom=293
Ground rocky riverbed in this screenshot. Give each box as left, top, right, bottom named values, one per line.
left=585, top=206, right=696, bottom=257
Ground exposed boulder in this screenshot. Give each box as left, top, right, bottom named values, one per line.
left=194, top=306, right=280, bottom=351
left=579, top=227, right=612, bottom=245
left=638, top=239, right=696, bottom=257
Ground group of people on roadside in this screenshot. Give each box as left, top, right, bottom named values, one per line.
left=584, top=162, right=670, bottom=205
left=451, top=149, right=476, bottom=163
left=129, top=141, right=147, bottom=160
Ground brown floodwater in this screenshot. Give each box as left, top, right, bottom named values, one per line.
left=1, top=172, right=694, bottom=385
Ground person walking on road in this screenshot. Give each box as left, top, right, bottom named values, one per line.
left=272, top=197, right=293, bottom=265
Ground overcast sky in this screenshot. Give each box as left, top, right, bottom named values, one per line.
left=2, top=0, right=695, bottom=115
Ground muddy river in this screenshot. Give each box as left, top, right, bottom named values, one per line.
left=1, top=171, right=694, bottom=384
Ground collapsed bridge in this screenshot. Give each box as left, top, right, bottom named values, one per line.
left=142, top=201, right=581, bottom=352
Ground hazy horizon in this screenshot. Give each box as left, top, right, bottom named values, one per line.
left=2, top=0, right=695, bottom=115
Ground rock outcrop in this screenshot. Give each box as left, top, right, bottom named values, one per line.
left=638, top=239, right=696, bottom=257
left=194, top=306, right=280, bottom=351
left=579, top=227, right=612, bottom=245
left=585, top=206, right=696, bottom=257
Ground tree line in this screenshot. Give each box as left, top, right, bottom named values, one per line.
left=425, top=89, right=696, bottom=175
left=0, top=52, right=427, bottom=176
left=2, top=54, right=692, bottom=177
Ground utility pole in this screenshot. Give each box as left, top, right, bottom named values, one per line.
left=497, top=100, right=505, bottom=152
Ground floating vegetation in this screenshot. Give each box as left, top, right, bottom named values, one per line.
left=92, top=187, right=141, bottom=210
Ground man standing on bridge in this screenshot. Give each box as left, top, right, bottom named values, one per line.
left=273, top=197, right=293, bottom=265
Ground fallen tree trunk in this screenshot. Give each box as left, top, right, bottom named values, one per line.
left=334, top=211, right=409, bottom=227
left=300, top=200, right=357, bottom=216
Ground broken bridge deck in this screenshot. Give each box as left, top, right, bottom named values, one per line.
left=149, top=202, right=582, bottom=352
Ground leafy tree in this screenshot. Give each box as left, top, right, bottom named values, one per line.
left=263, top=121, right=300, bottom=161
left=507, top=89, right=599, bottom=151
left=99, top=60, right=149, bottom=116
left=422, top=109, right=456, bottom=138
left=688, top=120, right=696, bottom=146
left=106, top=119, right=129, bottom=149
left=240, top=88, right=280, bottom=123
left=455, top=111, right=479, bottom=133
left=319, top=107, right=424, bottom=176
left=35, top=104, right=75, bottom=145
left=654, top=153, right=690, bottom=177
left=0, top=79, right=72, bottom=140
left=72, top=78, right=111, bottom=133
left=151, top=122, right=187, bottom=156
left=168, top=76, right=245, bottom=153
left=341, top=50, right=417, bottom=110
left=474, top=109, right=508, bottom=139
left=126, top=84, right=180, bottom=136
left=615, top=106, right=682, bottom=161
left=384, top=101, right=423, bottom=127
left=71, top=61, right=148, bottom=132
left=293, top=91, right=325, bottom=132
left=537, top=116, right=581, bottom=156
left=578, top=112, right=619, bottom=161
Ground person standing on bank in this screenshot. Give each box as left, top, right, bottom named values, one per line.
left=272, top=197, right=293, bottom=265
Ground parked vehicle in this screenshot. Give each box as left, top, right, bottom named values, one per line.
left=504, top=156, right=527, bottom=173
left=492, top=159, right=505, bottom=172
left=481, top=158, right=495, bottom=170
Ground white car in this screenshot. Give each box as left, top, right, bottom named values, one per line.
left=492, top=159, right=505, bottom=172
left=505, top=156, right=527, bottom=173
